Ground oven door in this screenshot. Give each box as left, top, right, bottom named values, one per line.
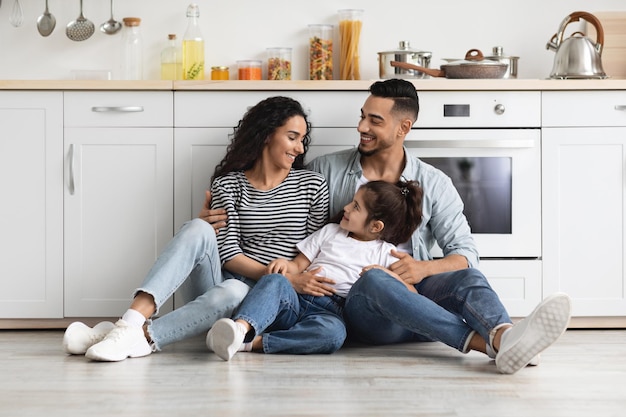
left=405, top=128, right=541, bottom=259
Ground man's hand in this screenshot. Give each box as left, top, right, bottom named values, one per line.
left=197, top=190, right=227, bottom=233
left=388, top=250, right=430, bottom=285
left=362, top=264, right=418, bottom=294
left=285, top=267, right=336, bottom=297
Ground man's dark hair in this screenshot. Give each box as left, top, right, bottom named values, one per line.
left=369, top=78, right=419, bottom=123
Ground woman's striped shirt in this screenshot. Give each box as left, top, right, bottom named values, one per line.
left=211, top=169, right=329, bottom=267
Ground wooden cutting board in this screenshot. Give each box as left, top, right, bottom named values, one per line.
left=585, top=12, right=626, bottom=79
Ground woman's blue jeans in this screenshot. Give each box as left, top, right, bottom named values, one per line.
left=134, top=218, right=251, bottom=351
left=344, top=268, right=511, bottom=352
left=234, top=274, right=347, bottom=354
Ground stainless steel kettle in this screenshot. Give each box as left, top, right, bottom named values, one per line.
left=546, top=11, right=607, bottom=79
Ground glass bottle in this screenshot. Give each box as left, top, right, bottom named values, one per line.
left=161, top=34, right=182, bottom=80
left=121, top=17, right=143, bottom=80
left=182, top=4, right=205, bottom=80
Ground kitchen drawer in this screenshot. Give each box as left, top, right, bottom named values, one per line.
left=542, top=91, right=626, bottom=127
left=64, top=91, right=173, bottom=127
left=174, top=91, right=368, bottom=128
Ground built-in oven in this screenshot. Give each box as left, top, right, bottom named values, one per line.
left=405, top=91, right=543, bottom=315
left=405, top=91, right=541, bottom=259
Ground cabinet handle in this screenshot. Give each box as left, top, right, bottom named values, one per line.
left=405, top=139, right=535, bottom=149
left=91, top=106, right=144, bottom=112
left=68, top=144, right=75, bottom=196
left=615, top=105, right=626, bottom=111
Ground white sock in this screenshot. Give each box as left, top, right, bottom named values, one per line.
left=238, top=342, right=253, bottom=352
left=121, top=309, right=146, bottom=328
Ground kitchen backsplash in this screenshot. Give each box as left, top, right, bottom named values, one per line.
left=1, top=0, right=625, bottom=80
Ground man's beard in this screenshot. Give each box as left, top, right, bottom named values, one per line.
left=358, top=144, right=378, bottom=157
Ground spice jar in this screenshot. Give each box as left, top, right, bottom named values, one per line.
left=266, top=47, right=292, bottom=80
left=308, top=25, right=333, bottom=80
left=237, top=60, right=262, bottom=80
left=211, top=66, right=229, bottom=80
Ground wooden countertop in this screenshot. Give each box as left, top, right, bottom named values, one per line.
left=2, top=79, right=626, bottom=91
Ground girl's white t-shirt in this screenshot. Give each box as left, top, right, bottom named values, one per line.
left=296, top=223, right=399, bottom=297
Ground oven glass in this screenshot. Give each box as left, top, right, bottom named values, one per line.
left=421, top=157, right=512, bottom=234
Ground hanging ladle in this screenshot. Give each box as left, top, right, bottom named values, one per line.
left=100, top=0, right=121, bottom=35
left=36, top=0, right=56, bottom=37
left=66, top=0, right=94, bottom=42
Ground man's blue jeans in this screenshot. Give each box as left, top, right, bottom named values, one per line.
left=234, top=274, right=347, bottom=354
left=344, top=268, right=511, bottom=352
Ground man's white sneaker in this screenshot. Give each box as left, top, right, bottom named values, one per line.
left=63, top=321, right=116, bottom=355
left=496, top=292, right=571, bottom=374
left=206, top=318, right=246, bottom=361
left=85, top=319, right=152, bottom=362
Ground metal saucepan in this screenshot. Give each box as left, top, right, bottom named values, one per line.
left=391, top=49, right=508, bottom=79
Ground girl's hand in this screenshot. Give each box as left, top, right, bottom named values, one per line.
left=267, top=259, right=290, bottom=274
left=362, top=265, right=419, bottom=294
left=285, top=267, right=336, bottom=297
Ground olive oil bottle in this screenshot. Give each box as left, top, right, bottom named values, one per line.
left=182, top=4, right=205, bottom=80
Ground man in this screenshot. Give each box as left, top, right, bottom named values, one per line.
left=203, top=79, right=571, bottom=374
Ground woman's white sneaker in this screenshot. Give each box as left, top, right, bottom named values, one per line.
left=495, top=292, right=571, bottom=374
left=85, top=319, right=152, bottom=362
left=63, top=321, right=116, bottom=355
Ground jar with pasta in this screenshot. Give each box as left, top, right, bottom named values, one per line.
left=308, top=24, right=333, bottom=80
left=338, top=9, right=363, bottom=80
left=266, top=47, right=292, bottom=80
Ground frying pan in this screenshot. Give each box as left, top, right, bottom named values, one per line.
left=391, top=49, right=508, bottom=79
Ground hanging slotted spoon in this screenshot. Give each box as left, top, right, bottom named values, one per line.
left=37, top=0, right=56, bottom=37
left=66, top=0, right=94, bottom=41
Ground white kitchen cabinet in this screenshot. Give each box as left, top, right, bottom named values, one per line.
left=0, top=92, right=63, bottom=318
left=64, top=92, right=174, bottom=317
left=542, top=91, right=626, bottom=317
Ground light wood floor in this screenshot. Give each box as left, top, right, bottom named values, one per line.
left=1, top=329, right=625, bottom=417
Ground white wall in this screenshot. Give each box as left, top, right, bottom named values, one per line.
left=1, top=0, right=625, bottom=80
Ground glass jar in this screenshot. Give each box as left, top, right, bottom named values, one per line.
left=237, top=60, right=262, bottom=80
left=338, top=9, right=364, bottom=80
left=182, top=4, right=205, bottom=80
left=266, top=47, right=292, bottom=80
left=211, top=66, right=229, bottom=80
left=308, top=25, right=333, bottom=80
left=160, top=34, right=182, bottom=80
left=121, top=17, right=142, bottom=80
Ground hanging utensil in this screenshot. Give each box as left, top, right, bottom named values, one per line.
left=9, top=0, right=23, bottom=27
left=66, top=0, right=95, bottom=42
left=36, top=0, right=56, bottom=37
left=100, top=0, right=121, bottom=35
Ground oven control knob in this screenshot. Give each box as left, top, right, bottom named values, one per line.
left=494, top=103, right=505, bottom=115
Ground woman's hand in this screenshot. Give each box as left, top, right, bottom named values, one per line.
left=267, top=258, right=291, bottom=274
left=285, top=267, right=336, bottom=297
left=362, top=264, right=418, bottom=294
left=198, top=190, right=227, bottom=234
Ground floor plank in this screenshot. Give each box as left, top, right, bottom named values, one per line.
left=1, top=329, right=625, bottom=417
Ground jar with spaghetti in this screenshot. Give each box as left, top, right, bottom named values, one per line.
left=338, top=9, right=363, bottom=80
left=266, top=47, right=292, bottom=80
left=308, top=24, right=333, bottom=80
left=237, top=60, right=262, bottom=80
left=210, top=66, right=229, bottom=80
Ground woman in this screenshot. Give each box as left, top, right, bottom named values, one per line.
left=62, top=96, right=330, bottom=362
left=206, top=180, right=423, bottom=361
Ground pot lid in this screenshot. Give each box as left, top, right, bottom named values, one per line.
left=378, top=40, right=432, bottom=57
left=443, top=49, right=507, bottom=67
left=484, top=46, right=519, bottom=60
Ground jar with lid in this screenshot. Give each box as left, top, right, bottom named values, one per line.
left=211, top=66, right=229, bottom=80
left=308, top=25, right=333, bottom=80
left=182, top=4, right=205, bottom=80
left=266, top=48, right=292, bottom=80
left=237, top=60, right=262, bottom=80
left=338, top=9, right=363, bottom=80
left=121, top=17, right=142, bottom=80
left=161, top=34, right=182, bottom=80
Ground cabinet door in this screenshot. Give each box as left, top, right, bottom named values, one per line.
left=0, top=92, right=63, bottom=318
left=64, top=128, right=173, bottom=317
left=542, top=127, right=626, bottom=316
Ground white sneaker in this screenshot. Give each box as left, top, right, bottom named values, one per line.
left=206, top=318, right=246, bottom=361
left=63, top=321, right=116, bottom=355
left=496, top=293, right=571, bottom=374
left=85, top=319, right=152, bottom=362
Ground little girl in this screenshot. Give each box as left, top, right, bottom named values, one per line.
left=206, top=179, right=424, bottom=361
